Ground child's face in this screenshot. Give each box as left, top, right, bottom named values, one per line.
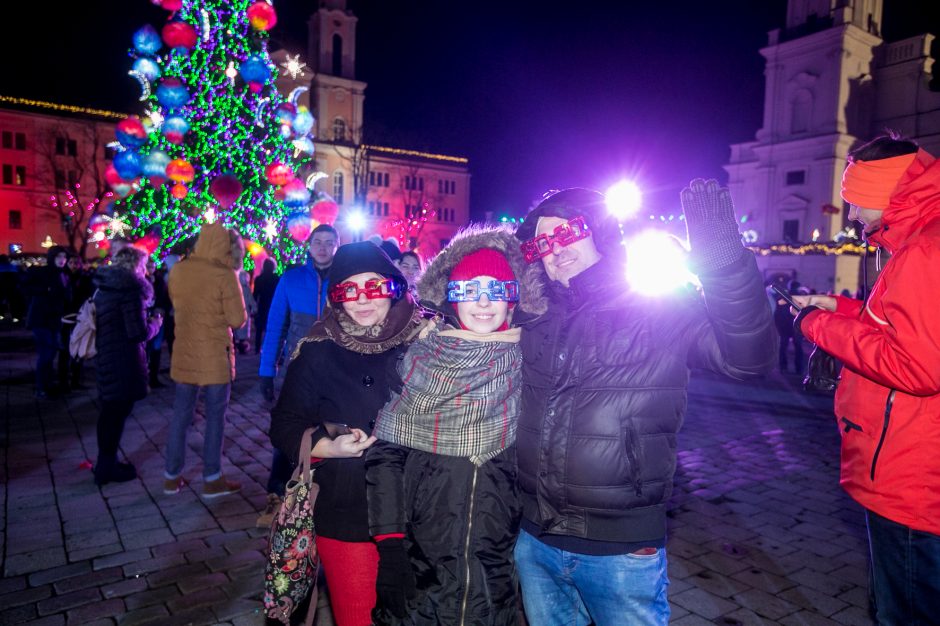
left=455, top=274, right=510, bottom=334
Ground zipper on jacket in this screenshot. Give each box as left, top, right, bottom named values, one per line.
left=459, top=466, right=479, bottom=626
left=870, top=390, right=895, bottom=482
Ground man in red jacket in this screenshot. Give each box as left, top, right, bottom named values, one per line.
left=792, top=134, right=940, bottom=624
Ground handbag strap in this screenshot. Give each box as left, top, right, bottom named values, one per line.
left=295, top=427, right=317, bottom=486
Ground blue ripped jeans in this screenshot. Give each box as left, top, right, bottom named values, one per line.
left=514, top=528, right=670, bottom=626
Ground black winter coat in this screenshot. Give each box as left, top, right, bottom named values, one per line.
left=93, top=266, right=159, bottom=403
left=517, top=253, right=775, bottom=544
left=24, top=265, right=68, bottom=331
left=367, top=444, right=520, bottom=626
left=269, top=338, right=408, bottom=542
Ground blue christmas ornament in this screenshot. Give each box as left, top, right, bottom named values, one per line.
left=292, top=108, right=314, bottom=135
left=132, top=57, right=162, bottom=82
left=282, top=179, right=311, bottom=208
left=113, top=150, right=142, bottom=181
left=133, top=25, right=162, bottom=55
left=156, top=78, right=190, bottom=109
left=141, top=150, right=171, bottom=178
left=239, top=54, right=271, bottom=85
left=161, top=115, right=190, bottom=144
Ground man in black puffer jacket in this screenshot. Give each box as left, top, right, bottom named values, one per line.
left=512, top=182, right=775, bottom=625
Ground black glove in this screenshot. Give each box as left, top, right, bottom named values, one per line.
left=680, top=178, right=745, bottom=273
left=259, top=376, right=274, bottom=402
left=375, top=538, right=416, bottom=618
left=793, top=304, right=820, bottom=334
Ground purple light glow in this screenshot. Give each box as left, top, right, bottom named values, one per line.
left=625, top=229, right=698, bottom=296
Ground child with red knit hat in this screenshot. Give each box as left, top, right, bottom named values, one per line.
left=365, top=225, right=546, bottom=625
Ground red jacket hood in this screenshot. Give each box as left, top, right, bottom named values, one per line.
left=869, top=149, right=940, bottom=253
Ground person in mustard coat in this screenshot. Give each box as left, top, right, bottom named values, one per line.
left=163, top=222, right=247, bottom=497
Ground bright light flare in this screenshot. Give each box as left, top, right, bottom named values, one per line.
left=625, top=230, right=699, bottom=296
left=606, top=180, right=643, bottom=221
left=347, top=210, right=366, bottom=232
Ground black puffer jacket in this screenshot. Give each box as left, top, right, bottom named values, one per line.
left=93, top=266, right=159, bottom=403
left=517, top=252, right=775, bottom=543
left=366, top=226, right=545, bottom=625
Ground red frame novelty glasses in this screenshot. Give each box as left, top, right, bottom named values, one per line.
left=520, top=216, right=591, bottom=263
left=447, top=279, right=520, bottom=303
left=329, top=278, right=401, bottom=303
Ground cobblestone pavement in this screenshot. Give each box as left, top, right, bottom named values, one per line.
left=1, top=328, right=873, bottom=625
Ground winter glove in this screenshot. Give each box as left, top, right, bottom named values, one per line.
left=680, top=178, right=745, bottom=273
left=375, top=538, right=416, bottom=618
left=259, top=376, right=274, bottom=402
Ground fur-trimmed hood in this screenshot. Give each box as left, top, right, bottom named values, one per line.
left=417, top=224, right=547, bottom=316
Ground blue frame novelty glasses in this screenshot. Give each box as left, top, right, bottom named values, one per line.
left=447, top=279, right=520, bottom=303
left=520, top=216, right=591, bottom=263
left=329, top=278, right=401, bottom=303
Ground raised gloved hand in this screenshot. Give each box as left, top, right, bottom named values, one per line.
left=259, top=376, right=274, bottom=402
left=375, top=538, right=416, bottom=618
left=680, top=178, right=745, bottom=273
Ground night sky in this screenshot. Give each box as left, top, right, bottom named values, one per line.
left=2, top=1, right=937, bottom=221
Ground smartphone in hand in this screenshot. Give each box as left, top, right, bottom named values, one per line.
left=772, top=284, right=802, bottom=311
left=322, top=422, right=353, bottom=439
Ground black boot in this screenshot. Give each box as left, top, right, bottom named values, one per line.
left=93, top=457, right=137, bottom=486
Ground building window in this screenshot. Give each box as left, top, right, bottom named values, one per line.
left=9, top=210, right=22, bottom=229
left=783, top=219, right=800, bottom=243
left=370, top=171, right=390, bottom=188
left=55, top=137, right=66, bottom=155
left=15, top=133, right=25, bottom=151
left=332, top=171, right=345, bottom=205
left=55, top=170, right=66, bottom=189
left=383, top=202, right=389, bottom=216
left=332, top=118, right=347, bottom=142
left=332, top=33, right=343, bottom=76
left=1, top=164, right=11, bottom=185
left=15, top=166, right=25, bottom=186
left=785, top=170, right=805, bottom=185
left=369, top=171, right=375, bottom=186
left=1, top=132, right=11, bottom=149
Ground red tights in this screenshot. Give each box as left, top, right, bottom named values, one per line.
left=316, top=535, right=378, bottom=626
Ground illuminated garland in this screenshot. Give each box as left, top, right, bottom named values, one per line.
left=365, top=144, right=468, bottom=164
left=747, top=242, right=873, bottom=256
left=0, top=95, right=125, bottom=120
left=113, top=0, right=311, bottom=267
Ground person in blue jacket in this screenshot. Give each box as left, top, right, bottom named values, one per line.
left=256, top=224, right=339, bottom=526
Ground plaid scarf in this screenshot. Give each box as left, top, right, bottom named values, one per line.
left=373, top=327, right=521, bottom=465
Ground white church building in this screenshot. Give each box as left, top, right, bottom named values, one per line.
left=725, top=0, right=940, bottom=293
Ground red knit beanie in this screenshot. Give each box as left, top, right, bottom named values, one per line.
left=449, top=248, right=515, bottom=283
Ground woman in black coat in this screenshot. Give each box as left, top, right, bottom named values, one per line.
left=23, top=245, right=69, bottom=397
left=269, top=242, right=428, bottom=626
left=92, top=247, right=162, bottom=485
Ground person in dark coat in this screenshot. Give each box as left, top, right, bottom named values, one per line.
left=773, top=279, right=805, bottom=374
left=512, top=182, right=776, bottom=624
left=252, top=257, right=280, bottom=354
left=268, top=241, right=429, bottom=626
left=59, top=254, right=94, bottom=390
left=366, top=226, right=547, bottom=625
left=92, top=246, right=162, bottom=485
left=23, top=245, right=70, bottom=397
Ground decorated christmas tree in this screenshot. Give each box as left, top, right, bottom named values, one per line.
left=104, top=0, right=317, bottom=266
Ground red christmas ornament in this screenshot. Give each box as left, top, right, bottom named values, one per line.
left=105, top=164, right=125, bottom=186
left=247, top=1, right=278, bottom=31
left=311, top=199, right=339, bottom=225
left=170, top=183, right=189, bottom=199
left=166, top=159, right=195, bottom=183
left=152, top=0, right=183, bottom=11
left=209, top=174, right=244, bottom=209
left=162, top=21, right=198, bottom=50
left=265, top=162, right=294, bottom=186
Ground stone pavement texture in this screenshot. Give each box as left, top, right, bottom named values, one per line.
left=0, top=327, right=874, bottom=625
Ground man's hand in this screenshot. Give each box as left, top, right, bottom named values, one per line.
left=680, top=178, right=745, bottom=273
left=374, top=538, right=416, bottom=618
left=259, top=376, right=274, bottom=402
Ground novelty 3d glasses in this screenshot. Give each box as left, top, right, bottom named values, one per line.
left=329, top=278, right=401, bottom=303
left=447, top=279, right=520, bottom=303
left=520, top=216, right=591, bottom=263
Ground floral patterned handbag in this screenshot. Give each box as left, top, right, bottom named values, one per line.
left=263, top=428, right=320, bottom=625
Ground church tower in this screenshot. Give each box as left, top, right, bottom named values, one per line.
left=306, top=0, right=366, bottom=144
left=725, top=0, right=884, bottom=292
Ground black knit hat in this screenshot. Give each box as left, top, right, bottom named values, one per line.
left=515, top=188, right=623, bottom=259
left=327, top=241, right=406, bottom=305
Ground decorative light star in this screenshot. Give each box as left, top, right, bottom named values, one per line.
left=263, top=218, right=278, bottom=241
left=280, top=54, right=307, bottom=80
left=145, top=108, right=164, bottom=129
left=204, top=208, right=217, bottom=224
left=104, top=213, right=131, bottom=238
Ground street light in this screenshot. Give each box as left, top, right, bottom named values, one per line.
left=346, top=209, right=366, bottom=241
left=606, top=180, right=643, bottom=222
